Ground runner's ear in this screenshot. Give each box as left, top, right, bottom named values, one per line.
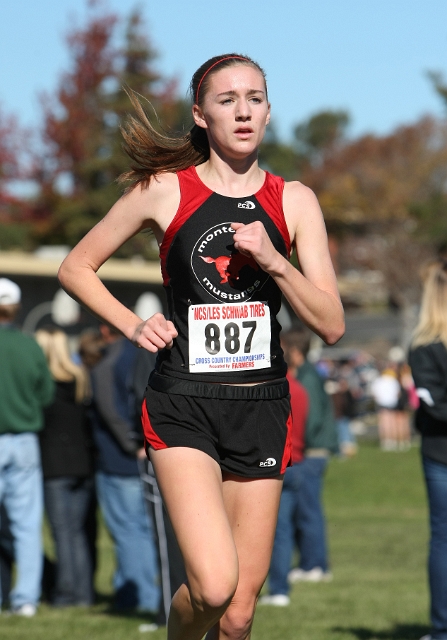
left=192, top=104, right=208, bottom=129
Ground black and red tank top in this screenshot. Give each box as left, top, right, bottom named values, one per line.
left=155, top=165, right=291, bottom=383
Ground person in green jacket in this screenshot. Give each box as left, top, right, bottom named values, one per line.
left=0, top=278, right=54, bottom=616
left=284, top=326, right=338, bottom=584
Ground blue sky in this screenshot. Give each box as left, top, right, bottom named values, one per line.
left=0, top=0, right=446, bottom=141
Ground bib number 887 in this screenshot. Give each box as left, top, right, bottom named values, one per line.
left=204, top=321, right=256, bottom=355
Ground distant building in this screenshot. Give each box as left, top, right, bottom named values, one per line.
left=0, top=250, right=164, bottom=333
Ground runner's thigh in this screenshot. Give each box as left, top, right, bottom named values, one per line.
left=222, top=474, right=283, bottom=594
left=150, top=447, right=239, bottom=590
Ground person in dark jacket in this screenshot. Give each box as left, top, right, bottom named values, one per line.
left=409, top=259, right=447, bottom=640
left=36, top=328, right=95, bottom=607
left=330, top=374, right=358, bottom=458
left=90, top=324, right=160, bottom=614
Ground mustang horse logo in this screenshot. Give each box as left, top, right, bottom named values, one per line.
left=200, top=253, right=259, bottom=285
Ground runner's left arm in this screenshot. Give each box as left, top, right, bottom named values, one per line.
left=231, top=182, right=344, bottom=345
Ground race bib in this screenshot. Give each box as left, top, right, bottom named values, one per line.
left=188, top=302, right=271, bottom=373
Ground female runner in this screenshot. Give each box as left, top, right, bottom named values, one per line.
left=59, top=53, right=345, bottom=640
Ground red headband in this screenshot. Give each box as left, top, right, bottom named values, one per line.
left=195, top=56, right=249, bottom=104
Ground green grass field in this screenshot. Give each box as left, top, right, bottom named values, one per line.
left=1, top=443, right=431, bottom=640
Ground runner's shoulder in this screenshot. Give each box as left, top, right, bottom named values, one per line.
left=124, top=171, right=179, bottom=204
left=283, top=179, right=319, bottom=205
left=283, top=180, right=322, bottom=226
left=119, top=172, right=180, bottom=226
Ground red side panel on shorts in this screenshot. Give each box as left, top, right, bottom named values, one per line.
left=280, top=410, right=293, bottom=474
left=141, top=399, right=168, bottom=450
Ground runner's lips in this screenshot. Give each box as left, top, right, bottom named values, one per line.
left=234, top=127, right=253, bottom=135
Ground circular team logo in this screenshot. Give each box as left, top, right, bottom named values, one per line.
left=191, top=222, right=270, bottom=302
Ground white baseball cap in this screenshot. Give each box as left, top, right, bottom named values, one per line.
left=0, top=278, right=21, bottom=305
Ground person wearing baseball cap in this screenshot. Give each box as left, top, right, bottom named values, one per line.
left=0, top=277, right=21, bottom=306
left=0, top=278, right=54, bottom=616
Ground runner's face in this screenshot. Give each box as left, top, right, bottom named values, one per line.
left=193, top=65, right=270, bottom=159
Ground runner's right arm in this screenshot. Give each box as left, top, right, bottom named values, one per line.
left=58, top=175, right=180, bottom=351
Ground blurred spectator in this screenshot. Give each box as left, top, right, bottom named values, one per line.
left=408, top=259, right=447, bottom=640
left=259, top=333, right=309, bottom=606
left=348, top=351, right=378, bottom=415
left=77, top=328, right=107, bottom=585
left=371, top=361, right=415, bottom=451
left=0, top=278, right=54, bottom=616
left=393, top=362, right=416, bottom=451
left=327, top=375, right=358, bottom=458
left=90, top=324, right=160, bottom=613
left=36, top=328, right=95, bottom=607
left=400, top=362, right=419, bottom=413
left=315, top=358, right=332, bottom=380
left=78, top=329, right=105, bottom=369
left=371, top=364, right=401, bottom=451
left=280, top=328, right=337, bottom=587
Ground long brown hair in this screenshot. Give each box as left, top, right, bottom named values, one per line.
left=119, top=53, right=267, bottom=189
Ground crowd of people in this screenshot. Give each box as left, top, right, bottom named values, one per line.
left=0, top=279, right=428, bottom=615
left=0, top=275, right=424, bottom=620
left=0, top=280, right=163, bottom=617
left=315, top=349, right=420, bottom=455
left=0, top=270, right=444, bottom=640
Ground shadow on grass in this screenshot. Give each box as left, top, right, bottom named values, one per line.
left=333, top=624, right=428, bottom=639
left=93, top=591, right=114, bottom=608
left=92, top=591, right=162, bottom=625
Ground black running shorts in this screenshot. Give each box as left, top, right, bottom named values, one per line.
left=142, top=372, right=292, bottom=478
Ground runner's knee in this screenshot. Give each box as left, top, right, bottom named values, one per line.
left=190, top=569, right=238, bottom=613
left=219, top=600, right=255, bottom=640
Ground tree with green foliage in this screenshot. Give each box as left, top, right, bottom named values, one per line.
left=294, top=109, right=350, bottom=166
left=303, top=115, right=447, bottom=310
left=32, top=6, right=118, bottom=246
left=29, top=4, right=187, bottom=257
left=259, top=110, right=350, bottom=182
left=428, top=71, right=447, bottom=110
left=259, top=122, right=303, bottom=181
left=0, top=106, right=34, bottom=249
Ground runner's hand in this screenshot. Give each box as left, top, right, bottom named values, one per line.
left=132, top=313, right=178, bottom=352
left=231, top=221, right=282, bottom=273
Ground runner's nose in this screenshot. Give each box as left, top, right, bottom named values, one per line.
left=235, top=99, right=251, bottom=120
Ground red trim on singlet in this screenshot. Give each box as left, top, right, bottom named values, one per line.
left=280, top=410, right=294, bottom=474
left=158, top=166, right=291, bottom=285
left=255, top=172, right=291, bottom=257
left=141, top=399, right=168, bottom=450
left=159, top=168, right=213, bottom=285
